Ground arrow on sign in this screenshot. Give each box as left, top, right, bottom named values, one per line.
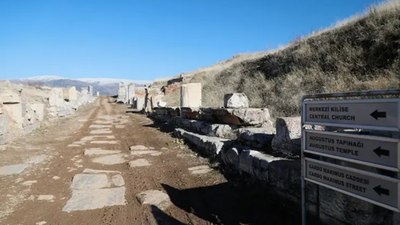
left=374, top=185, right=390, bottom=196
left=373, top=147, right=390, bottom=157
left=370, top=110, right=386, bottom=120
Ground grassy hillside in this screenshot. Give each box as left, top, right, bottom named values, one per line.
left=163, top=0, right=400, bottom=118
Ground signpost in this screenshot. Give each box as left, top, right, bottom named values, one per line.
left=305, top=158, right=400, bottom=212
left=303, top=99, right=400, bottom=131
left=301, top=90, right=400, bottom=225
left=304, top=130, right=400, bottom=171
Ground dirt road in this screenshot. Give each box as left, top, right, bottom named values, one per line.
left=0, top=97, right=298, bottom=225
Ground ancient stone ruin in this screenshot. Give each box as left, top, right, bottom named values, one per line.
left=0, top=81, right=95, bottom=144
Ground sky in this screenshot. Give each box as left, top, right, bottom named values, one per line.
left=0, top=0, right=383, bottom=81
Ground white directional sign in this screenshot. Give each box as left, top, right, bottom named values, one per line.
left=304, top=130, right=400, bottom=171
left=305, top=158, right=400, bottom=212
left=303, top=99, right=400, bottom=131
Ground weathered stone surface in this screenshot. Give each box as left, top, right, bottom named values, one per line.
left=151, top=107, right=179, bottom=122
left=0, top=164, right=29, bottom=175
left=63, top=87, right=78, bottom=102
left=48, top=88, right=64, bottom=107
left=136, top=190, right=171, bottom=210
left=129, top=159, right=151, bottom=167
left=199, top=108, right=273, bottom=126
left=239, top=149, right=283, bottom=181
left=271, top=117, right=301, bottom=157
left=130, top=150, right=162, bottom=156
left=268, top=159, right=301, bottom=198
left=224, top=93, right=249, bottom=108
left=3, top=103, right=23, bottom=129
left=117, top=82, right=127, bottom=103
left=0, top=89, right=21, bottom=104
left=92, top=154, right=126, bottom=165
left=175, top=118, right=237, bottom=139
left=63, top=170, right=126, bottom=212
left=188, top=165, right=213, bottom=174
left=174, top=128, right=231, bottom=157
left=237, top=127, right=275, bottom=150
left=63, top=187, right=126, bottom=212
left=84, top=149, right=121, bottom=156
left=180, top=83, right=202, bottom=108
left=129, top=145, right=149, bottom=151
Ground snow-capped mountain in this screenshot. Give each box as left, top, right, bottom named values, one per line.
left=15, top=76, right=150, bottom=96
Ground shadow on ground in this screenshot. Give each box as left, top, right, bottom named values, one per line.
left=158, top=182, right=300, bottom=225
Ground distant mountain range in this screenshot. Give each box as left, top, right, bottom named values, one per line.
left=13, top=76, right=150, bottom=96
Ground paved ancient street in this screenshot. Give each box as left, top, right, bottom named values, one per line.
left=0, top=97, right=297, bottom=225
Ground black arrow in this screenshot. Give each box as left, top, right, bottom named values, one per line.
left=373, top=147, right=390, bottom=157
left=374, top=185, right=390, bottom=196
left=370, top=110, right=386, bottom=120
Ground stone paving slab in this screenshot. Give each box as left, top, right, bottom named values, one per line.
left=129, top=159, right=151, bottom=167
left=0, top=164, right=29, bottom=176
left=62, top=187, right=126, bottom=212
left=90, top=140, right=118, bottom=145
left=89, top=129, right=112, bottom=135
left=136, top=190, right=171, bottom=210
left=71, top=174, right=110, bottom=190
left=130, top=151, right=162, bottom=156
left=84, top=149, right=121, bottom=156
left=92, top=154, right=126, bottom=165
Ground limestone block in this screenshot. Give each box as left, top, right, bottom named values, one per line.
left=3, top=103, right=23, bottom=129
left=134, top=96, right=145, bottom=110
left=152, top=107, right=179, bottom=122
left=224, top=93, right=249, bottom=108
left=268, top=159, right=301, bottom=198
left=63, top=87, right=78, bottom=102
left=271, top=117, right=301, bottom=157
left=174, top=128, right=231, bottom=157
left=180, top=83, right=202, bottom=108
left=199, top=108, right=273, bottom=126
left=220, top=147, right=240, bottom=170
left=0, top=114, right=8, bottom=135
left=238, top=149, right=283, bottom=181
left=0, top=89, right=20, bottom=104
left=48, top=88, right=64, bottom=106
left=127, top=83, right=135, bottom=104
left=117, top=82, right=127, bottom=103
left=238, top=127, right=275, bottom=150
left=24, top=103, right=45, bottom=124
left=174, top=118, right=237, bottom=139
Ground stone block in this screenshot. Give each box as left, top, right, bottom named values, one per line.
left=0, top=89, right=21, bottom=104
left=174, top=128, right=231, bottom=157
left=48, top=88, right=64, bottom=106
left=268, top=159, right=301, bottom=198
left=180, top=83, right=202, bottom=108
left=224, top=93, right=249, bottom=108
left=175, top=118, right=237, bottom=139
left=271, top=117, right=301, bottom=157
left=238, top=127, right=275, bottom=150
left=238, top=149, right=283, bottom=181
left=3, top=103, right=23, bottom=129
left=117, top=82, right=127, bottom=103
left=63, top=86, right=78, bottom=102
left=199, top=108, right=273, bottom=126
